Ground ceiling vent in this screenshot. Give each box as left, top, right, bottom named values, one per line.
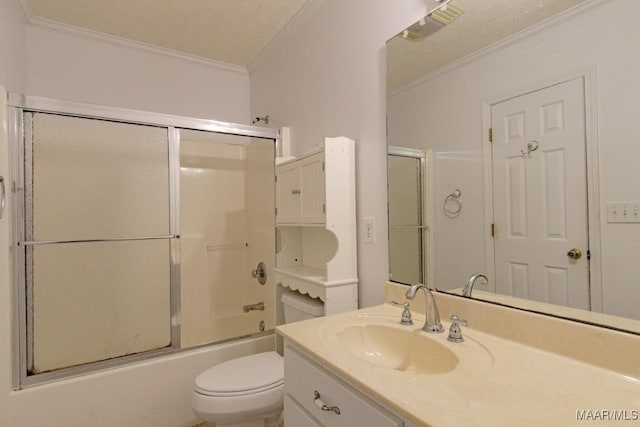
left=399, top=2, right=464, bottom=41
left=431, top=3, right=464, bottom=26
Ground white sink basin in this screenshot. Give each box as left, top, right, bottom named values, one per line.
left=337, top=324, right=459, bottom=374
left=319, top=309, right=494, bottom=375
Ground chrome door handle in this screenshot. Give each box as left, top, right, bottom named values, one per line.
left=567, top=248, right=582, bottom=260
left=0, top=176, right=5, bottom=219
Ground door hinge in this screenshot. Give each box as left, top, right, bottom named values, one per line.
left=491, top=223, right=495, bottom=237
left=322, top=204, right=326, bottom=214
left=587, top=250, right=591, bottom=260
left=275, top=175, right=277, bottom=183
left=275, top=207, right=278, bottom=215
left=322, top=162, right=325, bottom=172
left=488, top=128, right=493, bottom=142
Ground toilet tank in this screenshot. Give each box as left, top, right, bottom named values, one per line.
left=281, top=291, right=325, bottom=323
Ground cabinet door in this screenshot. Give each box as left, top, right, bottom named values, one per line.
left=284, top=394, right=323, bottom=426
left=298, top=153, right=326, bottom=223
left=276, top=163, right=300, bottom=223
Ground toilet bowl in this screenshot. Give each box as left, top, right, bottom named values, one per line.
left=191, top=291, right=324, bottom=427
left=191, top=351, right=284, bottom=427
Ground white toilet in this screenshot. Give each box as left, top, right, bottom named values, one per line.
left=191, top=291, right=325, bottom=427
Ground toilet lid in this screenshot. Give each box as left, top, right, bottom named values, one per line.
left=194, top=351, right=284, bottom=396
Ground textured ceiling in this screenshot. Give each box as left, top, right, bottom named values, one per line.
left=23, top=0, right=309, bottom=67
left=388, top=0, right=591, bottom=92
left=22, top=0, right=592, bottom=78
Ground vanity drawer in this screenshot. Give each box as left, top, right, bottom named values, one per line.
left=284, top=394, right=323, bottom=426
left=284, top=344, right=403, bottom=427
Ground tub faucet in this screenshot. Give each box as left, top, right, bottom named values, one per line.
left=462, top=273, right=488, bottom=297
left=405, top=284, right=444, bottom=333
left=242, top=301, right=264, bottom=312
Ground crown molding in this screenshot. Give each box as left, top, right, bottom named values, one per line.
left=390, top=0, right=609, bottom=97
left=15, top=0, right=32, bottom=24
left=247, top=0, right=326, bottom=74
left=25, top=15, right=248, bottom=75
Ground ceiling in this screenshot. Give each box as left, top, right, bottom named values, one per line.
left=387, top=0, right=591, bottom=91
left=21, top=0, right=310, bottom=67
left=19, top=0, right=592, bottom=80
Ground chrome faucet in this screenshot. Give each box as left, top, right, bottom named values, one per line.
left=242, top=301, right=265, bottom=312
left=462, top=273, right=487, bottom=297
left=405, top=284, right=444, bottom=333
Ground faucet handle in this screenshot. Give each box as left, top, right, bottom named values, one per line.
left=390, top=301, right=414, bottom=326
left=449, top=314, right=468, bottom=326
left=448, top=315, right=468, bottom=343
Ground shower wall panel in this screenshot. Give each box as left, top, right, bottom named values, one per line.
left=246, top=139, right=276, bottom=333
left=180, top=136, right=249, bottom=347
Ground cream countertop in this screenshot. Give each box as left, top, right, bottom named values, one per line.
left=277, top=303, right=640, bottom=427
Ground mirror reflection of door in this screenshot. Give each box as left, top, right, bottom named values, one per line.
left=387, top=147, right=428, bottom=285
left=491, top=77, right=590, bottom=309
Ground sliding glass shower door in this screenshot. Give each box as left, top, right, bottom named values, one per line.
left=10, top=95, right=279, bottom=388
left=23, top=112, right=174, bottom=374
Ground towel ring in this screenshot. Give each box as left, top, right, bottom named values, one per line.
left=444, top=189, right=462, bottom=216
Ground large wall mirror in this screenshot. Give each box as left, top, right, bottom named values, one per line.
left=386, top=0, right=640, bottom=334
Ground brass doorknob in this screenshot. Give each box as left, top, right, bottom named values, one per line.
left=567, top=248, right=582, bottom=260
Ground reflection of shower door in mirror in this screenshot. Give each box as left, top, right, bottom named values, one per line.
left=491, top=78, right=590, bottom=309
left=387, top=147, right=428, bottom=285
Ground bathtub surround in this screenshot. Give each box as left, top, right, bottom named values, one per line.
left=10, top=336, right=274, bottom=427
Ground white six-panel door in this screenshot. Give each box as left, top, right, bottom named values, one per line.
left=491, top=77, right=590, bottom=309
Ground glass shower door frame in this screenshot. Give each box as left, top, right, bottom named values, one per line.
left=9, top=94, right=279, bottom=388
left=387, top=146, right=433, bottom=287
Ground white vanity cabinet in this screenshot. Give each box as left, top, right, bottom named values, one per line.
left=274, top=137, right=358, bottom=315
left=284, top=343, right=408, bottom=427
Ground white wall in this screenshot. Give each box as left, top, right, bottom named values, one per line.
left=249, top=0, right=441, bottom=307
left=0, top=0, right=26, bottom=93
left=26, top=25, right=250, bottom=122
left=388, top=0, right=640, bottom=320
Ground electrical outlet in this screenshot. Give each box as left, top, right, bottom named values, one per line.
left=363, top=216, right=376, bottom=244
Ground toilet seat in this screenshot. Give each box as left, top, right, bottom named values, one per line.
left=192, top=352, right=284, bottom=425
left=194, top=351, right=284, bottom=397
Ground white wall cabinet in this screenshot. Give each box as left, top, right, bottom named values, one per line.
left=274, top=137, right=357, bottom=315
left=284, top=343, right=411, bottom=427
left=276, top=152, right=326, bottom=224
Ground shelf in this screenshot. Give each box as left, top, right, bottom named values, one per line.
left=276, top=223, right=326, bottom=228
left=274, top=266, right=326, bottom=284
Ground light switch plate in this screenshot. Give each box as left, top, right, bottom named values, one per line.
left=363, top=216, right=376, bottom=244
left=607, top=202, right=640, bottom=223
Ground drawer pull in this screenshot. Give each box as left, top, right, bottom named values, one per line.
left=313, top=390, right=341, bottom=415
